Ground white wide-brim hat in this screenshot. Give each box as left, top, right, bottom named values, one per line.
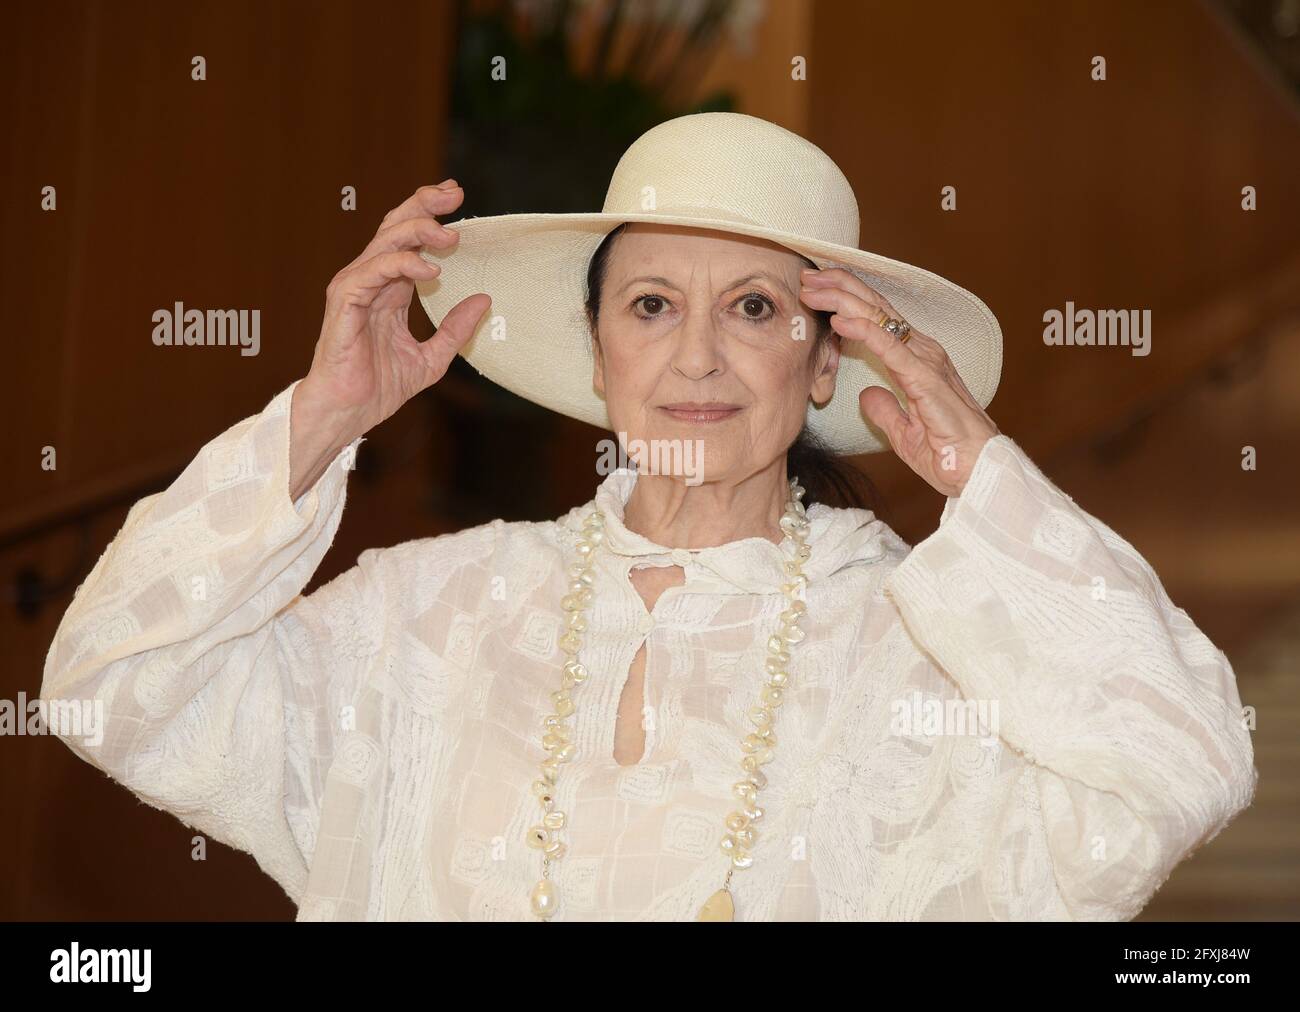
left=415, top=111, right=1002, bottom=456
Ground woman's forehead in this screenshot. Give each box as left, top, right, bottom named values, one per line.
left=611, top=223, right=805, bottom=273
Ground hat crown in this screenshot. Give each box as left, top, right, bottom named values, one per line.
left=601, top=112, right=861, bottom=249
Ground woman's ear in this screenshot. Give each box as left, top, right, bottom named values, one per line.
left=809, top=332, right=840, bottom=406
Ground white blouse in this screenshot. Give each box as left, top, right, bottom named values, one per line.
left=41, top=380, right=1258, bottom=921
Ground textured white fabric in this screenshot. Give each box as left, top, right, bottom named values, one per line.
left=41, top=381, right=1258, bottom=921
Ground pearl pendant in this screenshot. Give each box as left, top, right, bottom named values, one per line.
left=530, top=878, right=558, bottom=918
left=696, top=887, right=735, bottom=921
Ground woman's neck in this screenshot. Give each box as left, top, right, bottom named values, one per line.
left=620, top=459, right=790, bottom=550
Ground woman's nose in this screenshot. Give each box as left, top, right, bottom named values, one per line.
left=669, top=310, right=724, bottom=380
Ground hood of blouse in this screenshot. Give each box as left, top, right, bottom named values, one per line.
left=558, top=467, right=909, bottom=597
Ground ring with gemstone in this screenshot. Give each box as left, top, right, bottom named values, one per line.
left=877, top=311, right=912, bottom=343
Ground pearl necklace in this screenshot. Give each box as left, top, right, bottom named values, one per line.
left=526, top=477, right=812, bottom=921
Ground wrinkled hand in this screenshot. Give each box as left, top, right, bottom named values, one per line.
left=300, top=180, right=490, bottom=438
left=289, top=180, right=490, bottom=500
left=799, top=267, right=999, bottom=497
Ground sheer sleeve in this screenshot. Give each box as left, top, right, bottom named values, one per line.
left=39, top=380, right=382, bottom=904
left=882, top=434, right=1258, bottom=920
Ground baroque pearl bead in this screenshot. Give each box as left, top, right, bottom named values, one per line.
left=531, top=781, right=555, bottom=805
left=697, top=887, right=735, bottom=921
left=526, top=826, right=551, bottom=849
left=530, top=878, right=558, bottom=917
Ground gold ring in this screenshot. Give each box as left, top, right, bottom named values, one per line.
left=876, top=311, right=912, bottom=343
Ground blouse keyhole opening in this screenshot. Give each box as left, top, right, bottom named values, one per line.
left=614, top=563, right=686, bottom=767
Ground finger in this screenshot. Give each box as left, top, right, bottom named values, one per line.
left=859, top=384, right=910, bottom=448
left=800, top=279, right=909, bottom=340
left=804, top=267, right=951, bottom=366
left=417, top=293, right=493, bottom=381
left=328, top=250, right=439, bottom=309
left=361, top=214, right=460, bottom=263
left=339, top=184, right=464, bottom=274
left=804, top=266, right=914, bottom=324
left=801, top=283, right=928, bottom=383
left=379, top=181, right=464, bottom=232
left=801, top=273, right=923, bottom=356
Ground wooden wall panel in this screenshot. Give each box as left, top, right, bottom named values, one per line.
left=1, top=0, right=454, bottom=538
left=0, top=0, right=455, bottom=919
left=805, top=0, right=1300, bottom=521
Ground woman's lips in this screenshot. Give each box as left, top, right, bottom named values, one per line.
left=657, top=404, right=742, bottom=423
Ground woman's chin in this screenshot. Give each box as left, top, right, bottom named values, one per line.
left=627, top=446, right=751, bottom=488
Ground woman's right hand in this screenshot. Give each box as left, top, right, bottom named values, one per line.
left=289, top=180, right=491, bottom=499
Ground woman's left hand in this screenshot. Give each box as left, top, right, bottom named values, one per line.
left=799, top=267, right=1000, bottom=498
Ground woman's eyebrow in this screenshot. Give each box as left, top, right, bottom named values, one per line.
left=728, top=272, right=795, bottom=301
left=616, top=272, right=795, bottom=300
left=618, top=275, right=678, bottom=294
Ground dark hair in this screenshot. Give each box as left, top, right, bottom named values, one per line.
left=583, top=223, right=885, bottom=514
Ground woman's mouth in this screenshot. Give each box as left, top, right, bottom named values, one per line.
left=657, top=403, right=743, bottom=423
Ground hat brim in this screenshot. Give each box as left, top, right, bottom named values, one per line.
left=414, top=211, right=1002, bottom=456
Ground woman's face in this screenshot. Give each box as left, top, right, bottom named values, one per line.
left=591, top=223, right=840, bottom=486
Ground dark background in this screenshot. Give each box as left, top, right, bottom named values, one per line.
left=2, top=0, right=1297, bottom=919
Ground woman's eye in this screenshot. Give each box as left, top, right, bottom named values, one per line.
left=736, top=292, right=776, bottom=322
left=632, top=294, right=670, bottom=318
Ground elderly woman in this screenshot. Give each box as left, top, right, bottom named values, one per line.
left=41, top=113, right=1256, bottom=921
